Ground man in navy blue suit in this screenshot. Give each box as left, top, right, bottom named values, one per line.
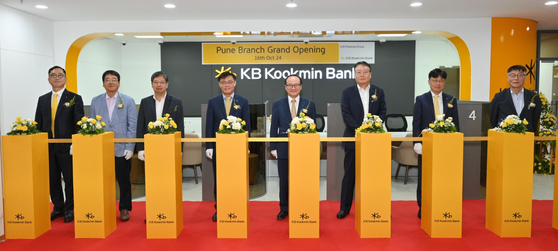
left=337, top=61, right=387, bottom=219
left=205, top=69, right=251, bottom=222
left=270, top=74, right=316, bottom=220
left=412, top=68, right=460, bottom=219
left=489, top=65, right=541, bottom=132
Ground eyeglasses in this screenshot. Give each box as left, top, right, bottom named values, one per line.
left=508, top=74, right=526, bottom=79
left=219, top=80, right=235, bottom=85
left=50, top=74, right=65, bottom=79
left=104, top=79, right=118, bottom=83
left=429, top=79, right=446, bottom=84
left=355, top=71, right=370, bottom=76
left=286, top=84, right=301, bottom=88
left=152, top=81, right=167, bottom=85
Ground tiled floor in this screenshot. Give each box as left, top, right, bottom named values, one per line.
left=131, top=173, right=554, bottom=202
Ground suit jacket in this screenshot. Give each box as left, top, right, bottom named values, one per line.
left=35, top=89, right=84, bottom=152
left=270, top=97, right=316, bottom=159
left=490, top=88, right=541, bottom=132
left=90, top=92, right=137, bottom=157
left=136, top=94, right=184, bottom=151
left=341, top=84, right=387, bottom=149
left=205, top=93, right=251, bottom=150
left=413, top=92, right=460, bottom=141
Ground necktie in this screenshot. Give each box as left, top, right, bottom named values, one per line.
left=291, top=99, right=297, bottom=119
left=433, top=94, right=440, bottom=116
left=225, top=96, right=231, bottom=116
left=52, top=93, right=58, bottom=137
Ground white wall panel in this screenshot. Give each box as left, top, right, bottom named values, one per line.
left=415, top=40, right=460, bottom=98
left=32, top=15, right=55, bottom=57
left=0, top=5, right=34, bottom=53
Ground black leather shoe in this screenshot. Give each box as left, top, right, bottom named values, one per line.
left=277, top=211, right=288, bottom=220
left=418, top=209, right=421, bottom=219
left=50, top=210, right=64, bottom=221
left=212, top=213, right=217, bottom=222
left=336, top=210, right=349, bottom=219
left=64, top=211, right=74, bottom=223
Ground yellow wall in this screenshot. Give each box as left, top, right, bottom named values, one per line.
left=489, top=18, right=537, bottom=100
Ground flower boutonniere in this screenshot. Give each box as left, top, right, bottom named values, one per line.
left=233, top=99, right=240, bottom=110
left=528, top=92, right=538, bottom=110
left=302, top=101, right=312, bottom=113
left=117, top=94, right=124, bottom=109
left=371, top=89, right=378, bottom=103
left=174, top=105, right=179, bottom=112
left=447, top=97, right=455, bottom=108
left=65, top=96, right=76, bottom=108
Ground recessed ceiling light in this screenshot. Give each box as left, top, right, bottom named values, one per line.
left=545, top=1, right=558, bottom=5
left=286, top=0, right=297, bottom=8
left=115, top=33, right=124, bottom=36
left=164, top=4, right=176, bottom=8
left=412, top=31, right=422, bottom=34
left=377, top=34, right=408, bottom=37
left=35, top=5, right=48, bottom=9
left=134, top=36, right=164, bottom=39
left=410, top=2, right=422, bottom=7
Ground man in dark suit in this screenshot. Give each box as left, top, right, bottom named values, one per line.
left=205, top=69, right=251, bottom=222
left=90, top=70, right=137, bottom=221
left=412, top=68, right=460, bottom=219
left=270, top=74, right=316, bottom=220
left=490, top=65, right=541, bottom=132
left=136, top=71, right=184, bottom=161
left=35, top=66, right=84, bottom=223
left=337, top=61, right=387, bottom=219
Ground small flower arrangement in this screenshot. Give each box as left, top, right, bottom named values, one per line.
left=65, top=96, right=76, bottom=108
left=77, top=115, right=106, bottom=136
left=356, top=113, right=385, bottom=133
left=288, top=112, right=317, bottom=133
left=7, top=116, right=40, bottom=135
left=217, top=115, right=246, bottom=134
left=422, top=114, right=457, bottom=133
left=447, top=97, right=455, bottom=108
left=371, top=89, right=378, bottom=102
left=541, top=113, right=557, bottom=130
left=492, top=115, right=528, bottom=134
left=233, top=99, right=240, bottom=110
left=148, top=113, right=178, bottom=134
left=528, top=92, right=538, bottom=110
left=117, top=94, right=124, bottom=109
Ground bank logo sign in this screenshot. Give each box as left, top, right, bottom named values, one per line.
left=7, top=213, right=32, bottom=224
left=202, top=42, right=374, bottom=65
left=291, top=212, right=317, bottom=224
left=78, top=212, right=102, bottom=223
left=505, top=212, right=529, bottom=223
left=220, top=212, right=244, bottom=223
left=148, top=212, right=174, bottom=224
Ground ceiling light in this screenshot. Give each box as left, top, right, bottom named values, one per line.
left=215, top=35, right=244, bottom=38
left=377, top=34, right=408, bottom=37
left=412, top=31, right=422, bottom=34
left=410, top=2, right=422, bottom=7
left=312, top=31, right=322, bottom=35
left=164, top=4, right=176, bottom=8
left=134, top=36, right=164, bottom=39
left=545, top=1, right=558, bottom=5
left=214, top=32, right=223, bottom=36
left=114, top=33, right=124, bottom=36
left=286, top=0, right=297, bottom=8
left=35, top=5, right=48, bottom=9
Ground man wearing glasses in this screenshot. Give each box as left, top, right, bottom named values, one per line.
left=490, top=65, right=541, bottom=132
left=337, top=61, right=387, bottom=219
left=136, top=71, right=184, bottom=161
left=90, top=70, right=137, bottom=221
left=205, top=68, right=251, bottom=222
left=270, top=74, right=316, bottom=220
left=35, top=66, right=84, bottom=223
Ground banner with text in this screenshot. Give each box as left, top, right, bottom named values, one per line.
left=202, top=42, right=374, bottom=64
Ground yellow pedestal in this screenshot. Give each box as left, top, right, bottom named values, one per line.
left=2, top=133, right=50, bottom=239
left=554, top=135, right=558, bottom=230
left=486, top=130, right=533, bottom=237
left=72, top=133, right=116, bottom=238
left=355, top=132, right=391, bottom=238
left=421, top=132, right=463, bottom=238
left=216, top=132, right=249, bottom=238
left=145, top=133, right=183, bottom=239
left=289, top=133, right=320, bottom=238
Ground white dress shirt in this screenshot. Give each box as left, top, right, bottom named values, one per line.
left=357, top=84, right=370, bottom=116
left=153, top=92, right=167, bottom=119
left=288, top=95, right=300, bottom=115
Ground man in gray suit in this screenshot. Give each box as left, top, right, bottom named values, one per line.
left=90, top=70, right=137, bottom=221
